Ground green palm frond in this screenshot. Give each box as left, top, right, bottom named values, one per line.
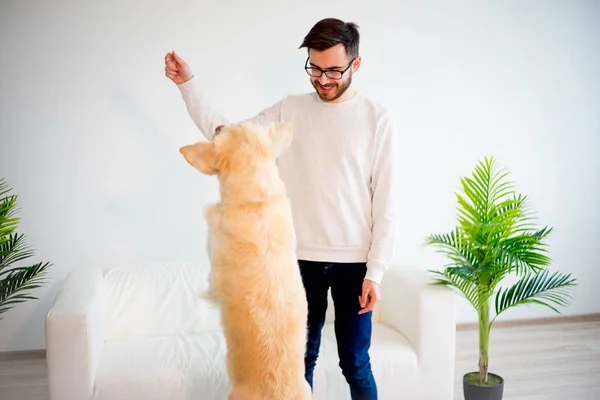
left=493, top=270, right=577, bottom=323
left=0, top=178, right=52, bottom=320
left=1, top=233, right=35, bottom=271
left=0, top=178, right=20, bottom=246
left=429, top=269, right=486, bottom=309
left=0, top=262, right=51, bottom=316
left=428, top=228, right=479, bottom=270
left=457, top=156, right=512, bottom=223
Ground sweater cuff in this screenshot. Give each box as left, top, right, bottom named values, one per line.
left=364, top=264, right=385, bottom=286
left=176, top=76, right=196, bottom=96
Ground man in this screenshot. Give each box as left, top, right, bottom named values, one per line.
left=165, top=18, right=399, bottom=400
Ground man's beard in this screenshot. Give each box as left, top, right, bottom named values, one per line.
left=311, top=73, right=353, bottom=102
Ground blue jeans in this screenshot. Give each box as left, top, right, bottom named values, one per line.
left=298, top=260, right=378, bottom=400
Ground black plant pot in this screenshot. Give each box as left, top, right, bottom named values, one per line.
left=463, top=372, right=504, bottom=400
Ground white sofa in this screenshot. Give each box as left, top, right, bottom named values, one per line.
left=45, top=262, right=456, bottom=400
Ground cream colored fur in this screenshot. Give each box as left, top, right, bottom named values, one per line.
left=180, top=122, right=311, bottom=400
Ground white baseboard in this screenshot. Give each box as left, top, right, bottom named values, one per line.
left=0, top=349, right=46, bottom=361
left=456, top=312, right=600, bottom=331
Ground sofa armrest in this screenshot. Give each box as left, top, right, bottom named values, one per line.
left=45, top=269, right=105, bottom=400
left=380, top=267, right=456, bottom=383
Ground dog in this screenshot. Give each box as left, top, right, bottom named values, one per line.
left=180, top=121, right=311, bottom=400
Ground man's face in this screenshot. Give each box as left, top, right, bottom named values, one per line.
left=306, top=43, right=361, bottom=103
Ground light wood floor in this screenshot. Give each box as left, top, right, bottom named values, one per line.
left=454, top=319, right=600, bottom=399
left=1, top=320, right=599, bottom=400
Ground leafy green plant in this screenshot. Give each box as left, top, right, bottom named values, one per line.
left=0, top=178, right=51, bottom=319
left=426, top=156, right=576, bottom=386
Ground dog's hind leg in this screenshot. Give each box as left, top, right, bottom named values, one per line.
left=227, top=385, right=257, bottom=400
left=296, top=381, right=312, bottom=400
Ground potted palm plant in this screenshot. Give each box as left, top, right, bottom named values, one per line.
left=426, top=156, right=576, bottom=400
left=0, top=178, right=52, bottom=320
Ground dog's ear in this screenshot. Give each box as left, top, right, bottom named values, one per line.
left=268, top=122, right=293, bottom=157
left=179, top=142, right=218, bottom=175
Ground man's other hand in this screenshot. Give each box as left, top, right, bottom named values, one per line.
left=358, top=279, right=381, bottom=315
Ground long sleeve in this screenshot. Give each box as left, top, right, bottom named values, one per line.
left=365, top=113, right=400, bottom=285
left=177, top=78, right=230, bottom=141
left=177, top=78, right=281, bottom=141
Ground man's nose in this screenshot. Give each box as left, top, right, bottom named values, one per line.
left=318, top=73, right=331, bottom=85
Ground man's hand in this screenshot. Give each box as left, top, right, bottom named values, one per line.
left=358, top=279, right=381, bottom=315
left=164, top=51, right=194, bottom=85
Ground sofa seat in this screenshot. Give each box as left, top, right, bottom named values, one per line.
left=45, top=262, right=456, bottom=400
left=91, top=323, right=417, bottom=400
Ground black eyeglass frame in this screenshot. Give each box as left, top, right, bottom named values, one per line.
left=304, top=56, right=357, bottom=80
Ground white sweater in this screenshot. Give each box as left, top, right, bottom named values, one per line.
left=178, top=79, right=399, bottom=285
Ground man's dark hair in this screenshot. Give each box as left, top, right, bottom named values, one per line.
left=299, top=18, right=360, bottom=59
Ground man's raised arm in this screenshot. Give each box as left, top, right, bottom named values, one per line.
left=165, top=51, right=281, bottom=140
left=165, top=51, right=228, bottom=141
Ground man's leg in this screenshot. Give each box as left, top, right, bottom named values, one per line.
left=330, top=262, right=377, bottom=400
left=298, top=260, right=329, bottom=390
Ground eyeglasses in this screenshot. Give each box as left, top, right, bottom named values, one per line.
left=304, top=56, right=356, bottom=80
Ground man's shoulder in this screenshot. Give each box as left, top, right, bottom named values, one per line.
left=354, top=93, right=397, bottom=129
left=357, top=92, right=393, bottom=117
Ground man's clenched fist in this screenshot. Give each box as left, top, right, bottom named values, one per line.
left=164, top=51, right=194, bottom=85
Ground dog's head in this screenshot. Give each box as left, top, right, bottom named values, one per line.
left=179, top=121, right=293, bottom=176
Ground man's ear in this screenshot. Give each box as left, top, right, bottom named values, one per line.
left=268, top=122, right=293, bottom=157
left=351, top=55, right=362, bottom=74
left=179, top=142, right=218, bottom=175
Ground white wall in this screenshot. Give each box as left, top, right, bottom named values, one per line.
left=0, top=0, right=598, bottom=352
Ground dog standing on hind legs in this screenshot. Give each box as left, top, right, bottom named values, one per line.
left=180, top=121, right=312, bottom=400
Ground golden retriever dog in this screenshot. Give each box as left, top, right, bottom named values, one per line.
left=179, top=121, right=311, bottom=400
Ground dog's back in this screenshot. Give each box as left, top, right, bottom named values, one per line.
left=180, top=122, right=311, bottom=399
left=216, top=182, right=310, bottom=399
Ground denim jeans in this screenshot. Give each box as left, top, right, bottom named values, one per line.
left=298, top=260, right=378, bottom=400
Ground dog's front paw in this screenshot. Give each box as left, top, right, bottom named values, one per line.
left=199, top=288, right=221, bottom=307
